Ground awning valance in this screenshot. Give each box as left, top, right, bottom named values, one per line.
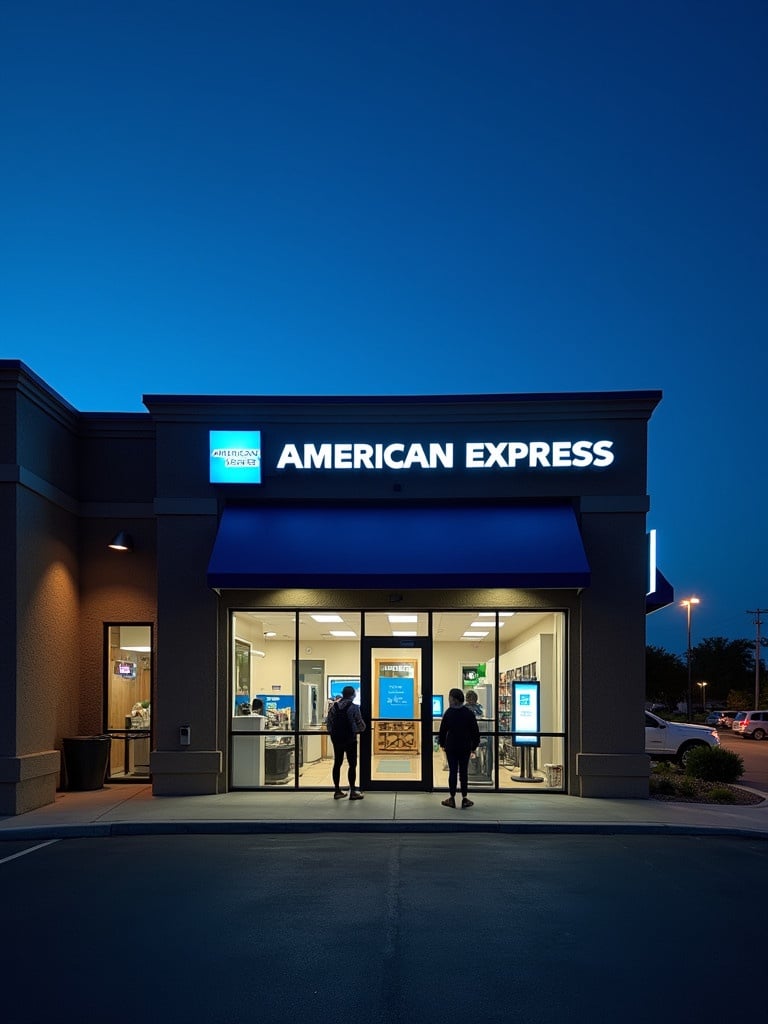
left=207, top=503, right=591, bottom=590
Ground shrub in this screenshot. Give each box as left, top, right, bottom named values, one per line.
left=684, top=745, right=744, bottom=784
left=649, top=775, right=675, bottom=795
left=676, top=777, right=699, bottom=799
left=708, top=786, right=737, bottom=804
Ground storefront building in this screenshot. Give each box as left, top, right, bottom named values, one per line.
left=0, top=361, right=671, bottom=815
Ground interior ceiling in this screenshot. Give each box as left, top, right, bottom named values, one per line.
left=236, top=610, right=551, bottom=645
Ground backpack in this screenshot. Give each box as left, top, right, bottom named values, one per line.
left=327, top=698, right=356, bottom=742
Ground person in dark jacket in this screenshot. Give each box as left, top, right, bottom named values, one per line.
left=326, top=685, right=366, bottom=800
left=438, top=688, right=480, bottom=808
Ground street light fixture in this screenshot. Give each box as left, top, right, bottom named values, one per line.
left=697, top=680, right=708, bottom=711
left=682, top=597, right=701, bottom=720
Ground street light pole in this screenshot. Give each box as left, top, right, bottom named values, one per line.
left=746, top=609, right=767, bottom=709
left=697, top=680, right=708, bottom=711
left=682, top=597, right=700, bottom=720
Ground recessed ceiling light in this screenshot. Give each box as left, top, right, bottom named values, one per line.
left=462, top=631, right=489, bottom=639
left=388, top=614, right=418, bottom=623
left=392, top=630, right=417, bottom=636
left=311, top=614, right=344, bottom=623
left=264, top=632, right=276, bottom=638
left=470, top=621, right=496, bottom=628
left=329, top=630, right=356, bottom=638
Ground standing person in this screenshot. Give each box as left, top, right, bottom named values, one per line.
left=438, top=688, right=480, bottom=808
left=464, top=687, right=486, bottom=777
left=326, top=685, right=366, bottom=800
left=465, top=689, right=483, bottom=717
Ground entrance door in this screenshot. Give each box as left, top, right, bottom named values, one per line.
left=359, top=638, right=433, bottom=790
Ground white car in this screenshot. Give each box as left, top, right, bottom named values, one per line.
left=731, top=710, right=768, bottom=740
left=645, top=711, right=720, bottom=764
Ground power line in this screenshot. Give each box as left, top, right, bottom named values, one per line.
left=746, top=609, right=768, bottom=708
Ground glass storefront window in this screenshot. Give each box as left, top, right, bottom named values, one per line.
left=492, top=611, right=566, bottom=790
left=105, top=623, right=152, bottom=782
left=433, top=611, right=498, bottom=788
left=229, top=607, right=566, bottom=792
left=498, top=735, right=566, bottom=792
left=297, top=612, right=361, bottom=787
left=231, top=611, right=297, bottom=787
left=231, top=611, right=363, bottom=789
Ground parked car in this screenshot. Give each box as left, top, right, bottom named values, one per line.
left=705, top=710, right=739, bottom=728
left=644, top=711, right=720, bottom=764
left=731, top=710, right=768, bottom=740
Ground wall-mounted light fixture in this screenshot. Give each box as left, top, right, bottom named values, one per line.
left=108, top=531, right=133, bottom=552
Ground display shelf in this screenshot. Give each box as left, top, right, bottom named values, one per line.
left=374, top=720, right=419, bottom=754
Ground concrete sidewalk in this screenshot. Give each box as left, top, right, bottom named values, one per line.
left=2, top=783, right=768, bottom=839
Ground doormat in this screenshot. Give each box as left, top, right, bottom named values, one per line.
left=378, top=759, right=412, bottom=772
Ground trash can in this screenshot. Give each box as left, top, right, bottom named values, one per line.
left=62, top=735, right=112, bottom=791
left=264, top=743, right=293, bottom=784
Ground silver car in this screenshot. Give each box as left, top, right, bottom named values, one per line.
left=731, top=710, right=768, bottom=740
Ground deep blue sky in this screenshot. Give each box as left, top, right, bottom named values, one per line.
left=2, top=1, right=766, bottom=656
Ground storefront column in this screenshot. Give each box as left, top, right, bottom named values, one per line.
left=576, top=505, right=651, bottom=799
left=150, top=507, right=223, bottom=796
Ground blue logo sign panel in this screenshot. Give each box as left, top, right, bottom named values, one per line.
left=210, top=431, right=262, bottom=484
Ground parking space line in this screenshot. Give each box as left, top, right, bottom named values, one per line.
left=0, top=839, right=60, bottom=865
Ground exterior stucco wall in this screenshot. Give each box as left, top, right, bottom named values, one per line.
left=78, top=517, right=157, bottom=738
left=1, top=362, right=158, bottom=813
left=0, top=365, right=80, bottom=814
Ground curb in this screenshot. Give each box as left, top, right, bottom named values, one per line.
left=2, top=820, right=768, bottom=841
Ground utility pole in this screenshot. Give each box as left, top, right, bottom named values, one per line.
left=746, top=609, right=768, bottom=708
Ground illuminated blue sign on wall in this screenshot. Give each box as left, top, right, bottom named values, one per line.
left=378, top=676, right=415, bottom=719
left=209, top=431, right=262, bottom=483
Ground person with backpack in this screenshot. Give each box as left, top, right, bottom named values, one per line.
left=326, top=685, right=366, bottom=800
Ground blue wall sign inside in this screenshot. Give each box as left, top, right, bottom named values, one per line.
left=378, top=677, right=415, bottom=719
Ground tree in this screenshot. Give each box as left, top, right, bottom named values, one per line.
left=646, top=645, right=685, bottom=705
left=691, top=637, right=755, bottom=703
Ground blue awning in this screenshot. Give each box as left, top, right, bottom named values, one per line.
left=207, top=503, right=591, bottom=590
left=646, top=568, right=674, bottom=614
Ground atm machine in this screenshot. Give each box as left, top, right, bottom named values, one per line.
left=299, top=684, right=323, bottom=765
left=470, top=681, right=494, bottom=783
left=298, top=665, right=323, bottom=764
